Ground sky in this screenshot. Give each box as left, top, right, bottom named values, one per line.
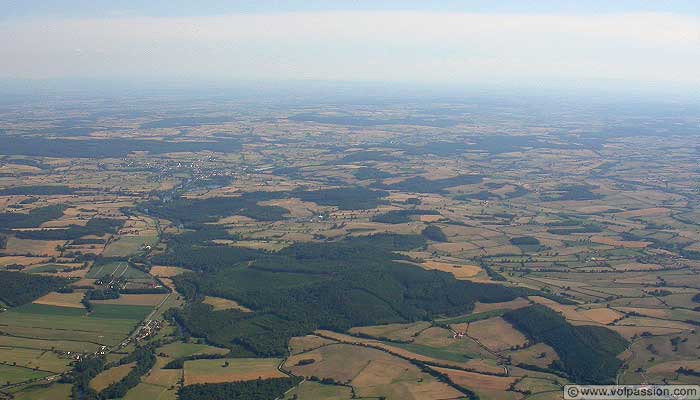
left=1, top=1, right=699, bottom=94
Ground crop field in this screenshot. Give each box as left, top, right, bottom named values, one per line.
left=202, top=296, right=253, bottom=312
left=32, top=291, right=86, bottom=308
left=85, top=262, right=150, bottom=279
left=0, top=364, right=52, bottom=386
left=90, top=362, right=135, bottom=392
left=286, top=343, right=465, bottom=399
left=183, top=358, right=285, bottom=385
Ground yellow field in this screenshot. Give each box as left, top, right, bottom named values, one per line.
left=420, top=261, right=481, bottom=279
left=33, top=291, right=86, bottom=309
left=202, top=296, right=252, bottom=312
left=184, top=358, right=285, bottom=385
left=467, top=317, right=528, bottom=352
left=579, top=308, right=622, bottom=325
left=431, top=367, right=517, bottom=399
left=3, top=237, right=64, bottom=256
left=150, top=265, right=187, bottom=277
left=90, top=362, right=135, bottom=392
left=348, top=321, right=431, bottom=341
left=289, top=335, right=336, bottom=355
left=0, top=256, right=51, bottom=267
left=591, top=236, right=650, bottom=248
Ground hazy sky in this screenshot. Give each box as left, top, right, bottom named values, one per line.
left=2, top=1, right=699, bottom=91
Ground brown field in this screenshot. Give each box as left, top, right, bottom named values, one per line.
left=611, top=262, right=663, bottom=271
left=610, top=325, right=687, bottom=340
left=579, top=308, right=623, bottom=325
left=348, top=321, right=431, bottom=342
left=286, top=343, right=463, bottom=399
left=91, top=293, right=167, bottom=306
left=314, top=330, right=502, bottom=373
left=418, top=214, right=445, bottom=222
left=507, top=343, right=559, bottom=368
left=150, top=265, right=187, bottom=277
left=33, top=291, right=86, bottom=309
left=142, top=356, right=182, bottom=388
left=467, top=317, right=528, bottom=352
left=473, top=297, right=531, bottom=313
left=289, top=335, right=336, bottom=355
left=184, top=358, right=285, bottom=385
left=591, top=236, right=650, bottom=248
left=0, top=256, right=50, bottom=267
left=90, top=362, right=135, bottom=392
left=431, top=367, right=517, bottom=399
left=529, top=296, right=596, bottom=324
left=420, top=260, right=481, bottom=279
left=202, top=296, right=252, bottom=312
left=617, top=208, right=670, bottom=218
left=3, top=237, right=64, bottom=256
left=647, top=360, right=700, bottom=375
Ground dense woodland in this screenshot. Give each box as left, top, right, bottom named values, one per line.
left=15, top=218, right=122, bottom=240
left=373, top=174, right=483, bottom=193
left=0, top=271, right=69, bottom=306
left=504, top=305, right=628, bottom=383
left=164, top=232, right=534, bottom=356
left=178, top=377, right=302, bottom=400
left=371, top=209, right=439, bottom=224
left=0, top=204, right=66, bottom=229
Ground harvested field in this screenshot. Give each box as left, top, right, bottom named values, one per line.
left=32, top=291, right=85, bottom=309
left=348, top=321, right=431, bottom=342
left=591, top=236, right=650, bottom=248
left=149, top=265, right=187, bottom=277
left=202, top=296, right=252, bottom=312
left=420, top=260, right=481, bottom=279
left=183, top=358, right=285, bottom=385
left=579, top=308, right=623, bottom=325
left=90, top=362, right=135, bottom=392
left=3, top=237, right=63, bottom=256
left=467, top=317, right=528, bottom=352
left=289, top=335, right=337, bottom=355
left=286, top=343, right=464, bottom=400
left=431, top=367, right=518, bottom=399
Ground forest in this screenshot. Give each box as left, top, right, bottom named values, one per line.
left=166, top=232, right=532, bottom=356
left=14, top=218, right=122, bottom=240
left=503, top=305, right=628, bottom=383
left=0, top=271, right=70, bottom=306
left=0, top=204, right=67, bottom=228
left=178, top=377, right=302, bottom=400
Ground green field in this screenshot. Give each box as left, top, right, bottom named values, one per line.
left=435, top=309, right=508, bottom=325
left=0, top=364, right=52, bottom=386
left=86, top=262, right=150, bottom=279
left=0, top=347, right=71, bottom=373
left=123, top=382, right=176, bottom=400
left=157, top=341, right=228, bottom=359
left=0, top=334, right=101, bottom=353
left=9, top=383, right=73, bottom=400
left=0, top=304, right=150, bottom=347
left=103, top=235, right=158, bottom=258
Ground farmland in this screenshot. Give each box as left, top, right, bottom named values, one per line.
left=0, top=88, right=699, bottom=399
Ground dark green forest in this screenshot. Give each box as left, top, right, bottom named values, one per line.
left=504, top=305, right=628, bottom=383
left=0, top=271, right=70, bottom=306
left=163, top=233, right=530, bottom=356
left=178, top=377, right=302, bottom=400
